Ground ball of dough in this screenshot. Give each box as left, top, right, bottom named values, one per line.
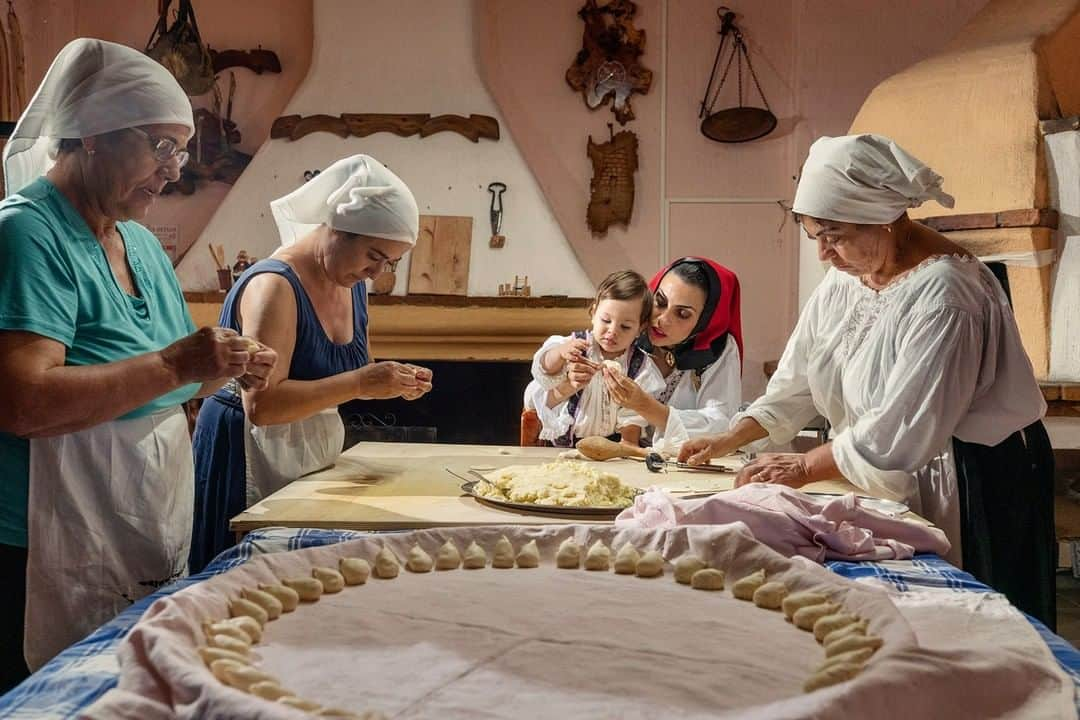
left=822, top=618, right=869, bottom=648
left=556, top=537, right=582, bottom=569
left=515, top=539, right=541, bottom=568
left=217, top=616, right=262, bottom=643
left=199, top=646, right=250, bottom=666
left=312, top=566, right=346, bottom=593
left=258, top=584, right=300, bottom=612
left=283, top=576, right=324, bottom=601
left=463, top=540, right=487, bottom=569
left=602, top=359, right=623, bottom=376
left=436, top=540, right=462, bottom=570
left=203, top=620, right=252, bottom=646
left=635, top=550, right=664, bottom=578
left=821, top=646, right=877, bottom=670
left=731, top=568, right=767, bottom=600
left=813, top=612, right=859, bottom=643
left=249, top=680, right=292, bottom=701
left=782, top=591, right=828, bottom=621
left=242, top=587, right=284, bottom=620
left=339, top=558, right=372, bottom=585
left=673, top=554, right=707, bottom=585
left=824, top=633, right=883, bottom=659
left=406, top=544, right=434, bottom=573
left=240, top=337, right=261, bottom=354
left=221, top=663, right=278, bottom=692
left=584, top=540, right=611, bottom=571
left=803, top=661, right=863, bottom=693
left=209, top=658, right=246, bottom=683
left=278, top=696, right=323, bottom=711
left=492, top=535, right=516, bottom=568
left=752, top=581, right=789, bottom=610
left=208, top=633, right=251, bottom=657
left=613, top=543, right=640, bottom=574
left=374, top=546, right=401, bottom=578
left=229, top=597, right=268, bottom=627
left=690, top=568, right=726, bottom=590
left=793, top=602, right=841, bottom=631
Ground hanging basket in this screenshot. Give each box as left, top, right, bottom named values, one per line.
left=145, top=0, right=216, bottom=96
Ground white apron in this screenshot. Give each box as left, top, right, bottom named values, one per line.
left=25, top=407, right=192, bottom=670
left=243, top=407, right=344, bottom=507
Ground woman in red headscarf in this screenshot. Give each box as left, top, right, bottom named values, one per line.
left=603, top=257, right=743, bottom=453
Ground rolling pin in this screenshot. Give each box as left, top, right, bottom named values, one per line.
left=575, top=436, right=649, bottom=461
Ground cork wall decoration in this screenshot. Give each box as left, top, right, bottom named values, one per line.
left=586, top=127, right=638, bottom=235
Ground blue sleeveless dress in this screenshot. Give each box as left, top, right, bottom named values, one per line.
left=189, top=259, right=369, bottom=572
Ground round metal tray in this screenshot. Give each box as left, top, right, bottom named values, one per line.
left=459, top=479, right=636, bottom=518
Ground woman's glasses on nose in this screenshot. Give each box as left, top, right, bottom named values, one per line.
left=129, top=127, right=190, bottom=168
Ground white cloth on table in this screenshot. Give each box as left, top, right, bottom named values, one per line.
left=270, top=154, right=419, bottom=247
left=648, top=339, right=741, bottom=455
left=3, top=38, right=194, bottom=197
left=792, top=134, right=955, bottom=225
left=525, top=332, right=664, bottom=441
left=733, top=256, right=1045, bottom=564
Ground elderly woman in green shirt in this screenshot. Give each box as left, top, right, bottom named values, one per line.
left=0, top=39, right=276, bottom=686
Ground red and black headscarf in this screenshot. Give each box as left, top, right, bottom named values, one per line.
left=639, top=257, right=743, bottom=373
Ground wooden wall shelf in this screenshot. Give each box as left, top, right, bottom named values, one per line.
left=184, top=293, right=591, bottom=362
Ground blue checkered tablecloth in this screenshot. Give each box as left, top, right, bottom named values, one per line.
left=1, top=527, right=1076, bottom=718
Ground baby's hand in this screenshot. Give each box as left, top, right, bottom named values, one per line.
left=560, top=337, right=591, bottom=365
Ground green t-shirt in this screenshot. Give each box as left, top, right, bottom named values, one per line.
left=0, top=178, right=198, bottom=547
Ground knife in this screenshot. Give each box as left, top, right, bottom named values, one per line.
left=645, top=452, right=736, bottom=474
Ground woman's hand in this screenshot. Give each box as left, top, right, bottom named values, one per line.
left=678, top=432, right=742, bottom=465
left=162, top=327, right=253, bottom=384
left=733, top=453, right=812, bottom=489
left=602, top=368, right=650, bottom=412
left=354, top=361, right=429, bottom=400
left=236, top=341, right=277, bottom=392
left=400, top=364, right=433, bottom=401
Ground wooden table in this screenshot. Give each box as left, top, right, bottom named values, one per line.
left=231, top=442, right=914, bottom=534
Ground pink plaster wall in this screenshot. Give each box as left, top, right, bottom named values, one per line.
left=479, top=0, right=988, bottom=396
left=475, top=0, right=664, bottom=279
left=13, top=0, right=312, bottom=263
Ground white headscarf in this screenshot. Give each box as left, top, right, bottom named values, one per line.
left=269, top=154, right=419, bottom=247
left=792, top=134, right=955, bottom=225
left=2, top=38, right=194, bottom=198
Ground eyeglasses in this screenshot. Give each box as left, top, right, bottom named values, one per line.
left=367, top=248, right=400, bottom=273
left=128, top=127, right=190, bottom=168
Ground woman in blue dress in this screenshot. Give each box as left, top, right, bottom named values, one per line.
left=190, top=155, right=433, bottom=572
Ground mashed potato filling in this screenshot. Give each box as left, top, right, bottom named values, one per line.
left=476, top=460, right=637, bottom=507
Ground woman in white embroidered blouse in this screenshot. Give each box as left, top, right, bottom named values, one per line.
left=602, top=258, right=744, bottom=454
left=680, top=134, right=1054, bottom=626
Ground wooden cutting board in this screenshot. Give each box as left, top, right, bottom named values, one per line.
left=407, top=215, right=472, bottom=295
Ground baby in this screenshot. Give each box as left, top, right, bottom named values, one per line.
left=524, top=270, right=664, bottom=447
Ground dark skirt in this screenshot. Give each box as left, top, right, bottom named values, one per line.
left=954, top=420, right=1056, bottom=628
left=189, top=391, right=248, bottom=574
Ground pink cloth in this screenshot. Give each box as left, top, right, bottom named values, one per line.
left=615, top=484, right=951, bottom=562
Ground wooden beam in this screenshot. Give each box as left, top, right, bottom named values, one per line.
left=916, top=209, right=1058, bottom=232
